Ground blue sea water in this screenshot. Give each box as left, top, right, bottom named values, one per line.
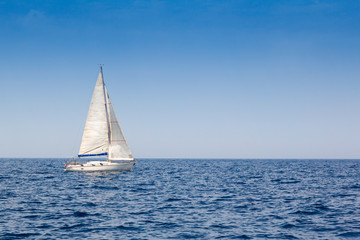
left=0, top=159, right=360, bottom=239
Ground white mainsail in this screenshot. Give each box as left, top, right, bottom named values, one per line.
left=106, top=89, right=134, bottom=160
left=78, top=71, right=109, bottom=156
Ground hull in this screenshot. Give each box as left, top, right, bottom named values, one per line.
left=65, top=160, right=135, bottom=172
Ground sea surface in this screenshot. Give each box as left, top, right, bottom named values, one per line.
left=0, top=159, right=360, bottom=239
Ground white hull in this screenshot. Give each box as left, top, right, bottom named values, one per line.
left=65, top=160, right=135, bottom=172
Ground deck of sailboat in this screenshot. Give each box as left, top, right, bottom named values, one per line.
left=65, top=160, right=136, bottom=172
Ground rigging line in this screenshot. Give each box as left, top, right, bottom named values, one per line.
left=101, top=65, right=112, bottom=153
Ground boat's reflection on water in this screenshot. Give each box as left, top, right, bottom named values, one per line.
left=83, top=169, right=133, bottom=178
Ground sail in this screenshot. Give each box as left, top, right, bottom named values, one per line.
left=78, top=71, right=109, bottom=156
left=106, top=89, right=134, bottom=160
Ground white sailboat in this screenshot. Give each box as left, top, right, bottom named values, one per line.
left=65, top=66, right=135, bottom=172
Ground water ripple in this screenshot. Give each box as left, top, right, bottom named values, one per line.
left=0, top=158, right=359, bottom=239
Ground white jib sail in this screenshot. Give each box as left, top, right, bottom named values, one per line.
left=106, top=89, right=134, bottom=160
left=78, top=71, right=109, bottom=156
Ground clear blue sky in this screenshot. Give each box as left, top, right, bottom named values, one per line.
left=1, top=0, right=359, bottom=158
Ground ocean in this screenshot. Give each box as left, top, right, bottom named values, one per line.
left=0, top=158, right=359, bottom=239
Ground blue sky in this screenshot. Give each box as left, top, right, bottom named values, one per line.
left=0, top=0, right=359, bottom=158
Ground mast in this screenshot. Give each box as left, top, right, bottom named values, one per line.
left=100, top=65, right=112, bottom=156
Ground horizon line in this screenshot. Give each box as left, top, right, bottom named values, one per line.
left=0, top=157, right=359, bottom=160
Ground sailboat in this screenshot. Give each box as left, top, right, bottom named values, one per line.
left=65, top=66, right=135, bottom=172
